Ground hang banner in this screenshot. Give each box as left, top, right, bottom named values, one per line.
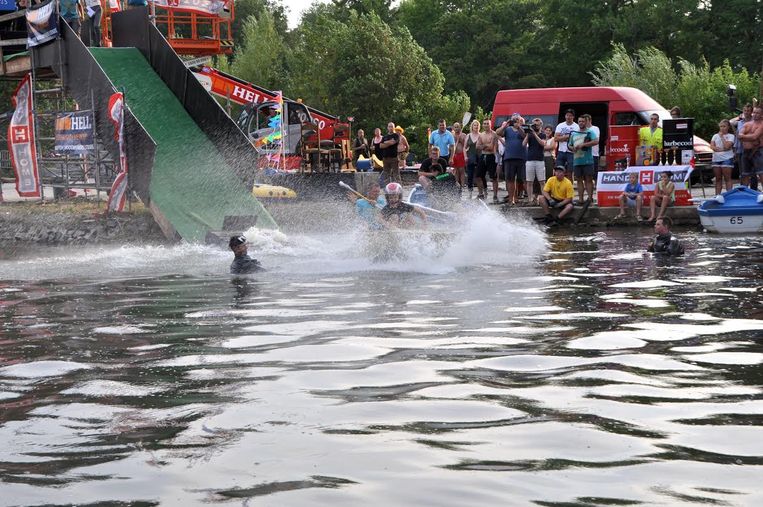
left=26, top=0, right=59, bottom=48
left=151, top=0, right=227, bottom=16
left=107, top=92, right=128, bottom=212
left=596, top=165, right=694, bottom=207
left=55, top=111, right=95, bottom=154
left=8, top=74, right=40, bottom=198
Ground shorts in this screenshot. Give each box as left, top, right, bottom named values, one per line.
left=544, top=155, right=555, bottom=179
left=747, top=148, right=763, bottom=174
left=573, top=164, right=595, bottom=178
left=526, top=160, right=545, bottom=182
left=556, top=151, right=574, bottom=172
left=476, top=153, right=497, bottom=180
left=397, top=151, right=409, bottom=165
left=503, top=159, right=525, bottom=182
left=712, top=158, right=733, bottom=168
left=452, top=152, right=466, bottom=168
left=625, top=196, right=639, bottom=207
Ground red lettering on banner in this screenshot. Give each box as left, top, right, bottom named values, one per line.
left=640, top=171, right=653, bottom=185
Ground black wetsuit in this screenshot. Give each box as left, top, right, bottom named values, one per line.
left=647, top=233, right=684, bottom=256
left=230, top=254, right=263, bottom=274
left=381, top=202, right=415, bottom=221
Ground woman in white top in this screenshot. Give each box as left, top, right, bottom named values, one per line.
left=711, top=119, right=735, bottom=195
left=542, top=125, right=557, bottom=180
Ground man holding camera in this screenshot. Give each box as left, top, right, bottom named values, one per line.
left=496, top=114, right=527, bottom=205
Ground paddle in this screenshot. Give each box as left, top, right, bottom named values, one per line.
left=339, top=181, right=384, bottom=209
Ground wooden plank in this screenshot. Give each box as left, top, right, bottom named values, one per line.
left=0, top=38, right=28, bottom=47
left=0, top=10, right=25, bottom=23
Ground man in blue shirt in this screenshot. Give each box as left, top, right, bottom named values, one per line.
left=495, top=114, right=527, bottom=205
left=429, top=119, right=455, bottom=162
left=569, top=114, right=598, bottom=204
left=59, top=0, right=84, bottom=37
left=352, top=182, right=386, bottom=227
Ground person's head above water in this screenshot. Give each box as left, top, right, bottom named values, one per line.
left=654, top=216, right=672, bottom=235
left=229, top=235, right=248, bottom=255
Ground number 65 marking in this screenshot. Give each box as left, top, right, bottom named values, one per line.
left=729, top=216, right=744, bottom=224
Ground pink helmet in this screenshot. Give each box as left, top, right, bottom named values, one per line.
left=384, top=182, right=403, bottom=197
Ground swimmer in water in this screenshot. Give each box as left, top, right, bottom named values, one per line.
left=647, top=216, right=684, bottom=256
left=229, top=235, right=263, bottom=274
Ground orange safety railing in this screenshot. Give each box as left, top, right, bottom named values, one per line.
left=102, top=1, right=234, bottom=56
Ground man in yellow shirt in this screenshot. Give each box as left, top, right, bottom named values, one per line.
left=638, top=113, right=663, bottom=151
left=539, top=166, right=574, bottom=225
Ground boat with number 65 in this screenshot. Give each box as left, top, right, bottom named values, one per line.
left=697, top=187, right=763, bottom=233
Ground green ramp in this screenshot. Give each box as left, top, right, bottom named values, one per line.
left=90, top=47, right=276, bottom=242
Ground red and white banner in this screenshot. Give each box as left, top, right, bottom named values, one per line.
left=596, top=165, right=694, bottom=207
left=107, top=92, right=128, bottom=212
left=151, top=0, right=227, bottom=16
left=8, top=74, right=40, bottom=198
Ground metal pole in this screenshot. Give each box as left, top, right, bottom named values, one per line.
left=91, top=89, right=101, bottom=207
left=30, top=48, right=44, bottom=202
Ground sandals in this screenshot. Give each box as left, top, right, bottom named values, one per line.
left=614, top=213, right=625, bottom=220
left=636, top=216, right=644, bottom=222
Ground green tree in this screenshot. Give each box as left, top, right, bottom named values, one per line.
left=231, top=0, right=288, bottom=49
left=591, top=44, right=759, bottom=138
left=229, top=10, right=288, bottom=91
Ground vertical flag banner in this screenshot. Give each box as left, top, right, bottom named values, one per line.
left=8, top=73, right=41, bottom=198
left=107, top=92, right=128, bottom=212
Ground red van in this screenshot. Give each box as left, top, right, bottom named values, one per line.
left=492, top=86, right=712, bottom=173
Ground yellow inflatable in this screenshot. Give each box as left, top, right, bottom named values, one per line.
left=252, top=184, right=297, bottom=199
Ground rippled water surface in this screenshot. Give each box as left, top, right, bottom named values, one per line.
left=1, top=215, right=762, bottom=506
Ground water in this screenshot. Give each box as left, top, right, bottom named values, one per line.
left=1, top=209, right=762, bottom=506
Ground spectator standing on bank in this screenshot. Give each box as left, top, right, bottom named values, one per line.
left=670, top=106, right=682, bottom=119
left=429, top=119, right=455, bottom=162
left=371, top=127, right=383, bottom=162
left=730, top=104, right=755, bottom=190
left=586, top=114, right=601, bottom=172
left=85, top=0, right=102, bottom=46
left=524, top=117, right=546, bottom=205
left=737, top=105, right=763, bottom=188
left=463, top=120, right=481, bottom=197
left=126, top=0, right=146, bottom=9
left=352, top=129, right=369, bottom=164
left=395, top=126, right=409, bottom=170
left=569, top=115, right=598, bottom=204
left=451, top=122, right=467, bottom=191
left=379, top=122, right=401, bottom=184
left=476, top=119, right=499, bottom=201
left=59, top=0, right=84, bottom=37
left=554, top=109, right=579, bottom=178
left=711, top=119, right=735, bottom=195
left=638, top=113, right=663, bottom=159
left=543, top=125, right=557, bottom=181
left=496, top=114, right=527, bottom=205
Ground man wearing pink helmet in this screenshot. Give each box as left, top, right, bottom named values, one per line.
left=380, top=182, right=426, bottom=228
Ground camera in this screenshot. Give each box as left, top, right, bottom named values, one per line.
left=531, top=124, right=539, bottom=132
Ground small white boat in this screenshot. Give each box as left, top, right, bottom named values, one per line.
left=697, top=187, right=763, bottom=233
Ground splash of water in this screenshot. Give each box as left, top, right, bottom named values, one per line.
left=0, top=205, right=547, bottom=280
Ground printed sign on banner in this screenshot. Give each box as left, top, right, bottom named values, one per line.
left=606, top=125, right=640, bottom=170
left=55, top=111, right=95, bottom=154
left=26, top=0, right=59, bottom=48
left=7, top=74, right=40, bottom=198
left=107, top=92, right=128, bottom=212
left=596, top=165, right=693, bottom=207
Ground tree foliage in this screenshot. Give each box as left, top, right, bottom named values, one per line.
left=229, top=10, right=288, bottom=91
left=592, top=44, right=759, bottom=138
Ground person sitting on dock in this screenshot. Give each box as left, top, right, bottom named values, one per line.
left=616, top=172, right=644, bottom=220
left=647, top=217, right=684, bottom=256
left=418, top=146, right=450, bottom=188
left=380, top=182, right=426, bottom=228
left=229, top=235, right=263, bottom=274
left=538, top=166, right=574, bottom=225
left=646, top=171, right=675, bottom=222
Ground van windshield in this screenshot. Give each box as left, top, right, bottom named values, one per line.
left=638, top=110, right=672, bottom=124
